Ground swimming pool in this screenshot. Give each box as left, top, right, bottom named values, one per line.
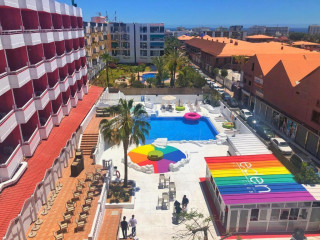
left=144, top=117, right=218, bottom=144
left=141, top=73, right=156, bottom=83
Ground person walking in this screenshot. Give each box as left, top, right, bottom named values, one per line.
left=182, top=195, right=189, bottom=209
left=120, top=216, right=129, bottom=239
left=129, top=215, right=137, bottom=237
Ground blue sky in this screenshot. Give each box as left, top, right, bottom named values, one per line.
left=58, top=0, right=320, bottom=28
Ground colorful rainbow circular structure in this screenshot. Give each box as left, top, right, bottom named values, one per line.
left=128, top=144, right=186, bottom=173
left=184, top=112, right=201, bottom=121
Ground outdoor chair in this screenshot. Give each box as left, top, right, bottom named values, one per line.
left=84, top=196, right=93, bottom=206
left=73, top=191, right=81, bottom=200
left=79, top=211, right=88, bottom=222
left=85, top=172, right=93, bottom=182
left=53, top=231, right=63, bottom=240
left=87, top=191, right=94, bottom=198
left=82, top=204, right=90, bottom=212
left=162, top=192, right=170, bottom=210
left=164, top=176, right=170, bottom=188
left=75, top=218, right=85, bottom=232
left=95, top=168, right=102, bottom=174
left=76, top=184, right=83, bottom=193
left=77, top=179, right=86, bottom=187
left=65, top=202, right=75, bottom=212
left=63, top=212, right=72, bottom=222
left=58, top=221, right=68, bottom=233
left=56, top=182, right=63, bottom=191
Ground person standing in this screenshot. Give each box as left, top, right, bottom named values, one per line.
left=120, top=216, right=129, bottom=239
left=182, top=195, right=189, bottom=209
left=129, top=215, right=137, bottom=237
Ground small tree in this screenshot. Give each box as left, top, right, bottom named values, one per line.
left=221, top=69, right=228, bottom=88
left=295, top=162, right=320, bottom=184
left=213, top=68, right=220, bottom=77
left=146, top=77, right=155, bottom=88
left=172, top=209, right=214, bottom=240
left=291, top=228, right=307, bottom=240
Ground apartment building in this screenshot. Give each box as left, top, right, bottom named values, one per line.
left=248, top=25, right=289, bottom=37
left=212, top=26, right=247, bottom=40
left=106, top=22, right=165, bottom=63
left=83, top=21, right=108, bottom=80
left=0, top=0, right=87, bottom=182
left=308, top=25, right=320, bottom=35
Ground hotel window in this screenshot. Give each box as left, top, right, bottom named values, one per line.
left=270, top=209, right=280, bottom=221
left=298, top=209, right=308, bottom=220
left=259, top=209, right=268, bottom=221
left=140, top=50, right=147, bottom=56
left=250, top=209, right=259, bottom=221
left=140, top=42, right=148, bottom=49
left=140, top=35, right=147, bottom=41
left=311, top=110, right=320, bottom=124
left=289, top=208, right=299, bottom=220
left=280, top=209, right=289, bottom=220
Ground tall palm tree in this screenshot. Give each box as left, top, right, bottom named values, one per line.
left=101, top=53, right=115, bottom=87
left=152, top=56, right=168, bottom=86
left=165, top=48, right=188, bottom=87
left=100, top=99, right=150, bottom=187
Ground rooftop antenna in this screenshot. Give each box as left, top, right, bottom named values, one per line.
left=106, top=11, right=109, bottom=22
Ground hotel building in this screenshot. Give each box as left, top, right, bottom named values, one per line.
left=0, top=0, right=88, bottom=182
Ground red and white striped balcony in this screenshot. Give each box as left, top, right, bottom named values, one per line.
left=8, top=67, right=31, bottom=88
left=56, top=55, right=67, bottom=68
left=51, top=0, right=62, bottom=14
left=15, top=99, right=36, bottom=124
left=0, top=110, right=18, bottom=143
left=63, top=31, right=72, bottom=40
left=18, top=0, right=37, bottom=10
left=36, top=0, right=51, bottom=12
left=40, top=31, right=54, bottom=43
left=71, top=30, right=79, bottom=39
left=83, top=83, right=88, bottom=94
left=53, top=31, right=64, bottom=41
left=73, top=50, right=80, bottom=60
left=78, top=30, right=84, bottom=38
left=75, top=70, right=82, bottom=80
left=62, top=98, right=71, bottom=115
left=1, top=34, right=25, bottom=49
left=66, top=52, right=74, bottom=63
left=0, top=0, right=19, bottom=8
left=80, top=48, right=86, bottom=57
left=48, top=82, right=60, bottom=100
left=68, top=73, right=76, bottom=86
left=29, top=62, right=46, bottom=79
left=0, top=144, right=23, bottom=181
left=81, top=65, right=87, bottom=76
left=34, top=89, right=50, bottom=110
left=39, top=116, right=53, bottom=140
left=70, top=93, right=78, bottom=107
left=0, top=74, right=10, bottom=96
left=52, top=106, right=63, bottom=125
left=44, top=58, right=58, bottom=72
left=59, top=76, right=69, bottom=92
left=21, top=128, right=41, bottom=157
left=77, top=86, right=84, bottom=100
left=23, top=32, right=41, bottom=46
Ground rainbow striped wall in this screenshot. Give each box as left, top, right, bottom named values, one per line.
left=205, top=154, right=316, bottom=205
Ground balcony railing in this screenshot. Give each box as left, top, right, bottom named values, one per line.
left=48, top=82, right=60, bottom=100
left=21, top=128, right=40, bottom=157
left=62, top=98, right=71, bottom=115
left=52, top=106, right=63, bottom=126
left=15, top=98, right=36, bottom=124
left=34, top=89, right=50, bottom=110
left=0, top=110, right=18, bottom=143
left=0, top=144, right=23, bottom=181
left=39, top=116, right=53, bottom=140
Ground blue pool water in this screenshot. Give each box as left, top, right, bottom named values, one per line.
left=144, top=117, right=218, bottom=144
left=141, top=73, right=156, bottom=83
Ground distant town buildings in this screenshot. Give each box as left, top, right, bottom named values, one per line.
left=248, top=25, right=289, bottom=36
left=212, top=26, right=247, bottom=40
left=308, top=25, right=320, bottom=35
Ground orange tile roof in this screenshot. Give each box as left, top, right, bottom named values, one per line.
left=292, top=41, right=320, bottom=46
left=186, top=38, right=317, bottom=57
left=177, top=35, right=194, bottom=41
left=254, top=54, right=320, bottom=86
left=246, top=34, right=274, bottom=39
left=0, top=86, right=103, bottom=239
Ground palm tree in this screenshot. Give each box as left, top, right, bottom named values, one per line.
left=152, top=56, right=168, bottom=86
left=101, top=53, right=115, bottom=87
left=100, top=99, right=150, bottom=187
left=165, top=48, right=188, bottom=87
